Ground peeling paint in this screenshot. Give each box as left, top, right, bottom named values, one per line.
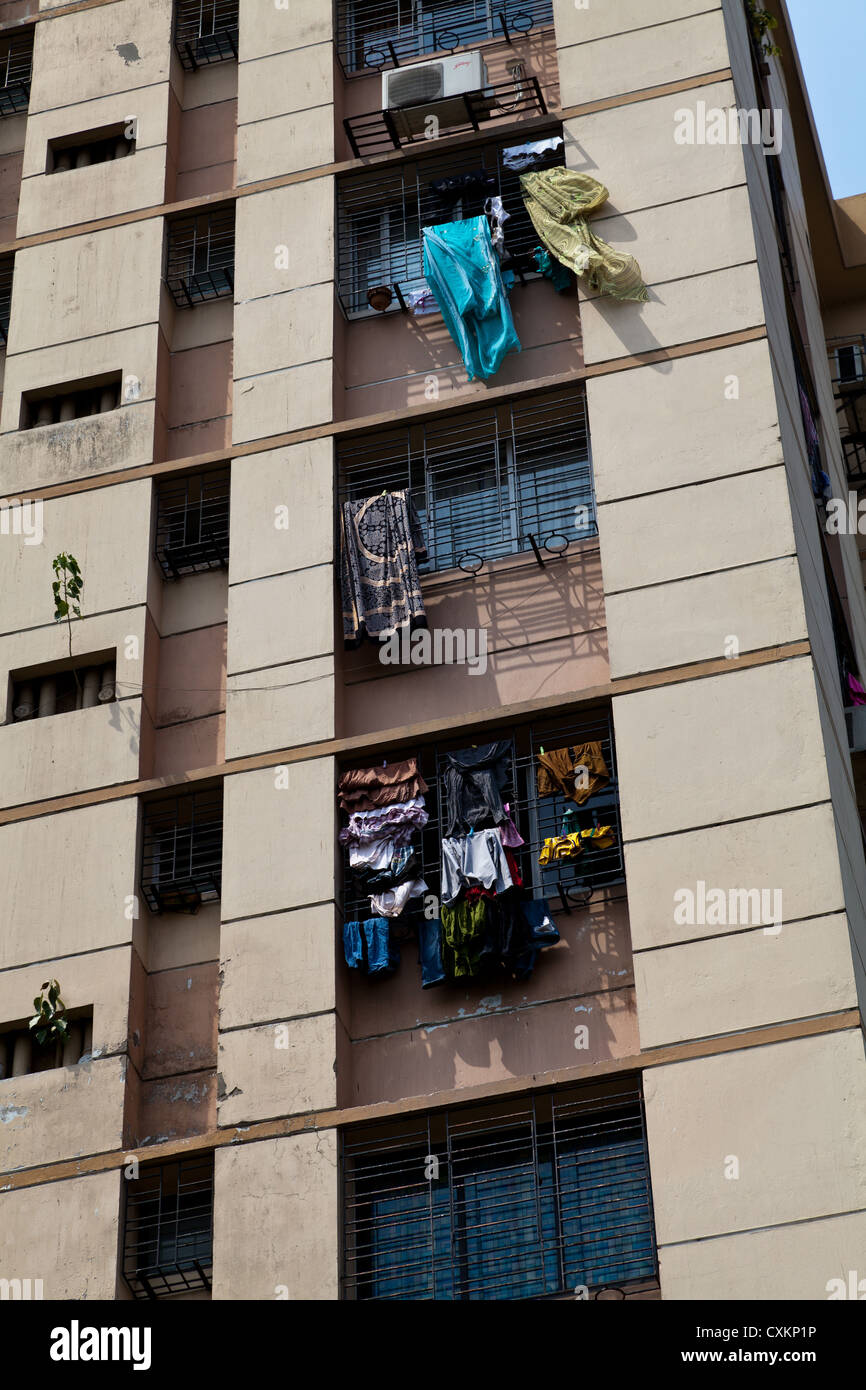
left=0, top=1104, right=28, bottom=1124
left=115, top=43, right=141, bottom=65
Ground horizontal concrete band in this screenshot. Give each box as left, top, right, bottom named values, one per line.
left=2, top=1009, right=859, bottom=1193
left=9, top=327, right=769, bottom=505
left=0, top=0, right=120, bottom=37
left=0, top=67, right=734, bottom=260
left=0, top=641, right=811, bottom=827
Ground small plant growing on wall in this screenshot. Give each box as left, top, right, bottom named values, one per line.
left=51, top=552, right=84, bottom=694
left=29, top=978, right=69, bottom=1048
left=746, top=0, right=781, bottom=58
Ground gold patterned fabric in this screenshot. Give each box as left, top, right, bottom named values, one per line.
left=519, top=169, right=649, bottom=303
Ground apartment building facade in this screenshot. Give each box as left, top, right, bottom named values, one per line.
left=0, top=0, right=865, bottom=1303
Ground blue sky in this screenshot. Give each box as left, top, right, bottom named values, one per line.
left=787, top=0, right=866, bottom=199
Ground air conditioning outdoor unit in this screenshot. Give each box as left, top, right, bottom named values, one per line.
left=382, top=51, right=490, bottom=138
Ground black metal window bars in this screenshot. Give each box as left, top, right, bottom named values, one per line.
left=122, top=1155, right=214, bottom=1299
left=828, top=334, right=866, bottom=484
left=140, top=788, right=223, bottom=914
left=0, top=257, right=12, bottom=346
left=174, top=0, right=238, bottom=70
left=0, top=30, right=32, bottom=116
left=338, top=386, right=596, bottom=575
left=337, top=129, right=563, bottom=313
left=337, top=0, right=554, bottom=76
left=155, top=467, right=230, bottom=578
left=165, top=207, right=235, bottom=307
left=341, top=708, right=623, bottom=927
left=341, top=1077, right=658, bottom=1300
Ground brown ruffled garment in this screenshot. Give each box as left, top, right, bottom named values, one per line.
left=536, top=742, right=609, bottom=806
left=338, top=757, right=429, bottom=812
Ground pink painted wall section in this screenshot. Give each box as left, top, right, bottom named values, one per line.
left=0, top=142, right=23, bottom=242
left=165, top=339, right=233, bottom=459
left=174, top=95, right=237, bottom=201
left=339, top=281, right=582, bottom=419
left=153, top=713, right=225, bottom=777
left=339, top=544, right=607, bottom=738
left=339, top=889, right=636, bottom=1108
left=338, top=28, right=560, bottom=163
left=151, top=621, right=226, bottom=776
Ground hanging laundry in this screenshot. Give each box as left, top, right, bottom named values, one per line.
left=484, top=195, right=510, bottom=253
left=370, top=878, right=428, bottom=919
left=440, top=894, right=490, bottom=978
left=407, top=287, right=438, bottom=315
left=422, top=216, right=521, bottom=381
left=352, top=845, right=421, bottom=895
left=848, top=672, right=866, bottom=707
left=339, top=798, right=429, bottom=846
left=521, top=898, right=560, bottom=946
left=429, top=169, right=498, bottom=211
left=343, top=918, right=400, bottom=977
left=340, top=489, right=428, bottom=649
left=533, top=246, right=572, bottom=293
left=498, top=804, right=525, bottom=848
left=441, top=828, right=515, bottom=906
left=502, top=137, right=564, bottom=170
left=536, top=742, right=609, bottom=806
left=417, top=918, right=447, bottom=989
left=442, top=740, right=512, bottom=836
left=519, top=169, right=648, bottom=303
left=338, top=757, right=428, bottom=812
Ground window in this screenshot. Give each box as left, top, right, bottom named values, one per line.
left=337, top=131, right=564, bottom=314
left=10, top=656, right=116, bottom=723
left=0, top=257, right=12, bottom=346
left=0, top=1012, right=93, bottom=1080
left=141, top=787, right=223, bottom=913
left=341, top=709, right=623, bottom=928
left=122, top=1155, right=214, bottom=1299
left=165, top=207, right=235, bottom=307
left=342, top=1079, right=657, bottom=1299
left=339, top=387, right=595, bottom=573
left=827, top=335, right=866, bottom=483
left=19, top=372, right=122, bottom=429
left=47, top=122, right=135, bottom=173
left=155, top=467, right=230, bottom=578
left=174, top=0, right=239, bottom=69
left=337, top=0, right=554, bottom=74
left=0, top=29, right=32, bottom=115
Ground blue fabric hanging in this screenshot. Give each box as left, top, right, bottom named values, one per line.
left=422, top=215, right=521, bottom=381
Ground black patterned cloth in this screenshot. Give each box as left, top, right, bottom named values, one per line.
left=340, top=489, right=428, bottom=648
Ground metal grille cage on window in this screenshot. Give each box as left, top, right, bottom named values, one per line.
left=165, top=208, right=235, bottom=307
left=338, top=386, right=596, bottom=574
left=336, top=0, right=555, bottom=75
left=340, top=709, right=623, bottom=927
left=154, top=467, right=230, bottom=578
left=174, top=0, right=239, bottom=69
left=140, top=788, right=223, bottom=914
left=0, top=258, right=13, bottom=345
left=122, top=1155, right=214, bottom=1299
left=341, top=1079, right=657, bottom=1300
left=337, top=129, right=564, bottom=314
left=0, top=31, right=32, bottom=116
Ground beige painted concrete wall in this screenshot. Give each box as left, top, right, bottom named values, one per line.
left=0, top=1170, right=121, bottom=1300
left=213, top=1132, right=338, bottom=1299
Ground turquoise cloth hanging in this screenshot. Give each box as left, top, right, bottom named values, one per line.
left=422, top=215, right=521, bottom=381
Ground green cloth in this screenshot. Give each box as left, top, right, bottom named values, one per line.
left=533, top=246, right=572, bottom=293
left=520, top=168, right=649, bottom=303
left=441, top=896, right=489, bottom=978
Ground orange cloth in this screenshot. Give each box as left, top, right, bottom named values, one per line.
left=536, top=742, right=609, bottom=806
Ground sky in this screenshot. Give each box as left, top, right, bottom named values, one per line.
left=786, top=0, right=866, bottom=199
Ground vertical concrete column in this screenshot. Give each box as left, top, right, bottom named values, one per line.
left=552, top=0, right=866, bottom=1296
left=213, top=0, right=339, bottom=1300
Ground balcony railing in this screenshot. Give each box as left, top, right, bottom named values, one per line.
left=154, top=467, right=230, bottom=579
left=122, top=1155, right=214, bottom=1299
left=341, top=709, right=623, bottom=929
left=174, top=0, right=238, bottom=70
left=341, top=1077, right=657, bottom=1300
left=344, top=73, right=548, bottom=159
left=141, top=788, right=223, bottom=914
left=338, top=386, right=595, bottom=574
left=336, top=0, right=555, bottom=75
left=337, top=128, right=564, bottom=315
left=828, top=335, right=866, bottom=484
left=0, top=32, right=32, bottom=116
left=165, top=207, right=235, bottom=308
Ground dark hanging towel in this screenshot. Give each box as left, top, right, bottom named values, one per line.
left=340, top=489, right=428, bottom=648
left=441, top=741, right=512, bottom=837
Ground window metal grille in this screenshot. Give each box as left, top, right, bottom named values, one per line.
left=336, top=0, right=555, bottom=75
left=122, top=1155, right=214, bottom=1299
left=155, top=467, right=230, bottom=578
left=0, top=258, right=12, bottom=345
left=341, top=1078, right=657, bottom=1299
left=337, top=129, right=564, bottom=313
left=141, top=787, right=223, bottom=914
left=828, top=334, right=866, bottom=484
left=174, top=0, right=238, bottom=69
left=0, top=31, right=32, bottom=116
left=341, top=708, right=623, bottom=926
left=345, top=72, right=548, bottom=159
left=338, top=387, right=595, bottom=573
left=165, top=207, right=235, bottom=307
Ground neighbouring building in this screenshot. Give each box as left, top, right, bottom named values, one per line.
left=0, top=0, right=865, bottom=1303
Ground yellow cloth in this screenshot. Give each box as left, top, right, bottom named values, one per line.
left=519, top=169, right=649, bottom=303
